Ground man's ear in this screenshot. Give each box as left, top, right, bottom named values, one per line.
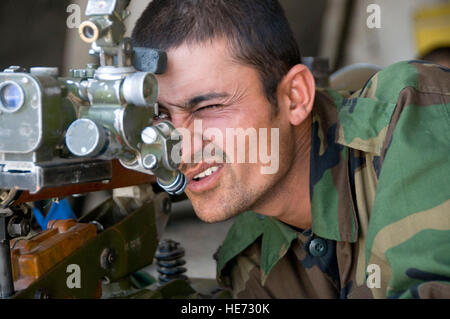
left=277, top=64, right=316, bottom=126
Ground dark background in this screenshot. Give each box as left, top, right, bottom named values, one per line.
left=0, top=0, right=69, bottom=71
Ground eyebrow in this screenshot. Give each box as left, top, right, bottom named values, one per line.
left=162, top=92, right=229, bottom=110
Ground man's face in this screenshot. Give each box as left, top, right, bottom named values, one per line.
left=156, top=39, right=295, bottom=223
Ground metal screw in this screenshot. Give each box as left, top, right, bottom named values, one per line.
left=8, top=218, right=30, bottom=238
left=100, top=248, right=116, bottom=270
left=141, top=127, right=158, bottom=145
left=142, top=154, right=158, bottom=170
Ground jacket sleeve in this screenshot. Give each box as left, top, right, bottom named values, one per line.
left=364, top=61, right=450, bottom=299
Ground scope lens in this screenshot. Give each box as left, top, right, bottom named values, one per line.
left=83, top=25, right=95, bottom=39
left=0, top=82, right=24, bottom=112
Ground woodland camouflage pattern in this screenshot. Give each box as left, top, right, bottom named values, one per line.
left=216, top=61, right=450, bottom=299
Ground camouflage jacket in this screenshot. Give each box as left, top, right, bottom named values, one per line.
left=216, top=61, right=450, bottom=299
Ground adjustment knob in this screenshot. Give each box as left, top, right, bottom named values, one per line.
left=66, top=119, right=107, bottom=157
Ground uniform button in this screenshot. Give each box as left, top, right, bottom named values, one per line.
left=309, top=238, right=328, bottom=257
left=257, top=214, right=265, bottom=220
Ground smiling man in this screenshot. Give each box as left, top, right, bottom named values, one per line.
left=132, top=0, right=450, bottom=299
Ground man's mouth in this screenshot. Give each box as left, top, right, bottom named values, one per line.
left=185, top=164, right=224, bottom=193
left=192, top=166, right=220, bottom=181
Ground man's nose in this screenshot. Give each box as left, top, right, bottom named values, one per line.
left=176, top=120, right=204, bottom=165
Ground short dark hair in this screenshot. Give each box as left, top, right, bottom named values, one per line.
left=132, top=0, right=302, bottom=110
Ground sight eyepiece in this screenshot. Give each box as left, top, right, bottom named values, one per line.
left=157, top=172, right=187, bottom=196
left=79, top=21, right=101, bottom=43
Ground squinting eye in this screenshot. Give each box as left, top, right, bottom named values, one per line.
left=195, top=105, right=221, bottom=113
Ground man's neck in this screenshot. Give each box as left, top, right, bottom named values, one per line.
left=253, top=115, right=313, bottom=230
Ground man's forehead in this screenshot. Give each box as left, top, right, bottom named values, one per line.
left=162, top=39, right=232, bottom=75
left=156, top=40, right=250, bottom=105
left=157, top=71, right=230, bottom=107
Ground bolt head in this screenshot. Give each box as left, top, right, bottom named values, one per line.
left=100, top=248, right=116, bottom=270
left=141, top=127, right=158, bottom=145
left=142, top=154, right=158, bottom=170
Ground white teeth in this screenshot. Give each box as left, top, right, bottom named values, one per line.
left=194, top=166, right=220, bottom=180
left=210, top=166, right=219, bottom=173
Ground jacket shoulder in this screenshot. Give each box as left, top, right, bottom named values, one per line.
left=336, top=60, right=449, bottom=155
